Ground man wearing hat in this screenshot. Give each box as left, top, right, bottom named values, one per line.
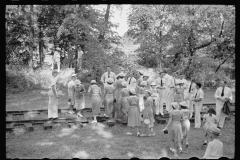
left=155, top=71, right=167, bottom=115
left=192, top=82, right=204, bottom=129
left=164, top=71, right=176, bottom=112
left=214, top=80, right=233, bottom=129
left=67, top=73, right=77, bottom=114
left=52, top=47, right=61, bottom=72
left=101, top=66, right=116, bottom=87
left=203, top=126, right=223, bottom=159
left=185, top=77, right=196, bottom=118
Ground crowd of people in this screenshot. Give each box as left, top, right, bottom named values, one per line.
left=47, top=66, right=234, bottom=159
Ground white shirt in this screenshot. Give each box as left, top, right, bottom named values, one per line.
left=194, top=88, right=204, bottom=106
left=164, top=74, right=175, bottom=88
left=53, top=51, right=61, bottom=61
left=203, top=139, right=223, bottom=159
left=214, top=86, right=232, bottom=108
left=155, top=77, right=167, bottom=88
left=101, top=72, right=116, bottom=84
left=68, top=80, right=75, bottom=97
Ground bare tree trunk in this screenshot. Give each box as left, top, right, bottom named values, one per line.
left=98, top=4, right=111, bottom=44
left=28, top=5, right=34, bottom=68
left=74, top=45, right=79, bottom=74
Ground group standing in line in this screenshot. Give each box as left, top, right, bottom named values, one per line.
left=47, top=66, right=233, bottom=159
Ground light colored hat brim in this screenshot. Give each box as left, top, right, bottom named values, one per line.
left=91, top=80, right=96, bottom=84
left=71, top=74, right=77, bottom=77
left=179, top=101, right=188, bottom=107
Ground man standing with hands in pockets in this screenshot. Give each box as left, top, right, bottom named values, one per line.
left=192, top=82, right=204, bottom=129
left=186, top=77, right=196, bottom=118
left=155, top=70, right=167, bottom=116
left=214, top=80, right=232, bottom=129
left=101, top=66, right=116, bottom=87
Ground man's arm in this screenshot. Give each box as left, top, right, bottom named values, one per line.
left=100, top=73, right=105, bottom=84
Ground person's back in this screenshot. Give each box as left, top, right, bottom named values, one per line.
left=115, top=79, right=125, bottom=89
left=90, top=85, right=101, bottom=96
left=121, top=88, right=129, bottom=97
left=104, top=84, right=115, bottom=94
left=203, top=139, right=223, bottom=159
left=75, top=84, right=85, bottom=99
left=171, top=110, right=182, bottom=122
left=128, top=95, right=139, bottom=106
left=181, top=109, right=190, bottom=120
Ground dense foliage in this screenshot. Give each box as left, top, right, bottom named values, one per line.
left=127, top=5, right=235, bottom=81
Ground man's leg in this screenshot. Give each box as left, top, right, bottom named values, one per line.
left=194, top=104, right=202, bottom=128
left=218, top=111, right=227, bottom=128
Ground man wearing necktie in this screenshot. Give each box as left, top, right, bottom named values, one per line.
left=164, top=72, right=175, bottom=112
left=192, top=82, right=204, bottom=128
left=214, top=80, right=232, bottom=129
left=186, top=77, right=196, bottom=118
left=155, top=71, right=167, bottom=116
left=101, top=66, right=116, bottom=87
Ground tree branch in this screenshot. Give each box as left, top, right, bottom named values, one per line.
left=215, top=53, right=234, bottom=73
left=194, top=38, right=216, bottom=51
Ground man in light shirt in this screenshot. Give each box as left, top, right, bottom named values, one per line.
left=214, top=80, right=232, bottom=129
left=192, top=82, right=204, bottom=128
left=185, top=77, right=196, bottom=118
left=203, top=126, right=223, bottom=159
left=164, top=72, right=175, bottom=112
left=155, top=71, right=167, bottom=115
left=101, top=66, right=116, bottom=87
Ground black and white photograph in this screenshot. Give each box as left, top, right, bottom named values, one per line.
left=6, top=4, right=235, bottom=159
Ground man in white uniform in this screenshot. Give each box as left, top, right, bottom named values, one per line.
left=101, top=66, right=116, bottom=87
left=192, top=82, right=204, bottom=128
left=155, top=71, right=167, bottom=115
left=164, top=72, right=175, bottom=112
left=214, top=80, right=232, bottom=129
left=185, top=77, right=196, bottom=118
left=52, top=47, right=61, bottom=72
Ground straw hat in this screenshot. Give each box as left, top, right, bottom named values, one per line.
left=150, top=82, right=157, bottom=86
left=171, top=102, right=179, bottom=110
left=139, top=71, right=144, bottom=75
left=129, top=88, right=136, bottom=95
left=107, top=78, right=114, bottom=84
left=179, top=101, right=188, bottom=108
left=140, top=81, right=147, bottom=86
left=121, top=81, right=128, bottom=88
left=91, top=80, right=96, bottom=84
left=118, top=72, right=125, bottom=77
left=209, top=126, right=221, bottom=136
left=71, top=73, right=77, bottom=77
left=75, top=79, right=81, bottom=85
left=145, top=90, right=152, bottom=95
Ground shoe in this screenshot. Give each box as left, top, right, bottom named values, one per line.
left=186, top=143, right=189, bottom=148
left=203, top=142, right=207, bottom=145
left=91, top=120, right=97, bottom=123
left=179, top=147, right=182, bottom=153
left=140, top=134, right=147, bottom=137
left=127, top=132, right=133, bottom=135
left=77, top=112, right=83, bottom=118
left=68, top=111, right=74, bottom=114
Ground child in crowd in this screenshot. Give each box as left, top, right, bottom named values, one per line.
left=202, top=107, right=218, bottom=145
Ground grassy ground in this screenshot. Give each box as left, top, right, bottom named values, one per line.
left=6, top=114, right=235, bottom=159
left=6, top=88, right=234, bottom=159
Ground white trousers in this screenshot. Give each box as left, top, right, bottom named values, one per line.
left=166, top=87, right=175, bottom=112
left=194, top=102, right=203, bottom=128
left=157, top=89, right=165, bottom=115
left=216, top=103, right=227, bottom=128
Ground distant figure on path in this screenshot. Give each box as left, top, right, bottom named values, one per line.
left=52, top=47, right=61, bottom=72
left=101, top=66, right=116, bottom=87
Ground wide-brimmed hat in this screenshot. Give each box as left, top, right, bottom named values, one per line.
left=150, top=82, right=157, bottom=86
left=118, top=72, right=125, bottom=77
left=71, top=73, right=77, bottom=77
left=129, top=88, right=136, bottom=95
left=179, top=101, right=188, bottom=108
left=91, top=80, right=96, bottom=84
left=107, top=78, right=114, bottom=84
left=75, top=79, right=81, bottom=85
left=140, top=81, right=147, bottom=86
left=151, top=93, right=158, bottom=97
left=145, top=90, right=152, bottom=95
left=121, top=81, right=128, bottom=87
left=143, top=74, right=150, bottom=78
left=209, top=126, right=221, bottom=136
left=171, top=102, right=179, bottom=110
